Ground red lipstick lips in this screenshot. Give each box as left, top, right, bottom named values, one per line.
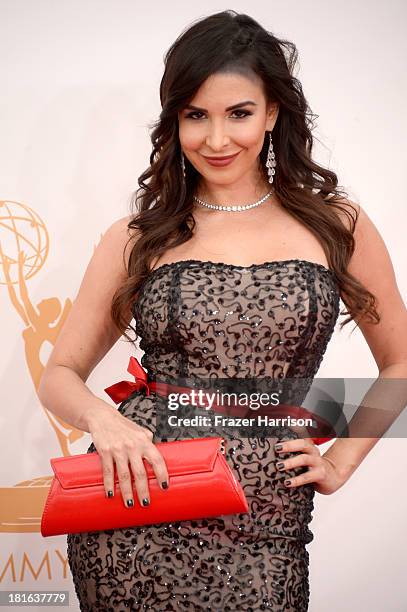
left=203, top=152, right=241, bottom=167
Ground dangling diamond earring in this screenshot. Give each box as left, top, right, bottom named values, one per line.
left=180, top=151, right=186, bottom=179
left=266, top=132, right=276, bottom=184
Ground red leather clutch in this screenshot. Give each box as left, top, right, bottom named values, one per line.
left=40, top=436, right=248, bottom=537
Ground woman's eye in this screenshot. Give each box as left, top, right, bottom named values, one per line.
left=232, top=110, right=252, bottom=119
left=184, top=110, right=252, bottom=120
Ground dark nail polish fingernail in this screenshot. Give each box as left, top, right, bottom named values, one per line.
left=107, top=490, right=113, bottom=498
left=142, top=497, right=150, bottom=506
left=161, top=481, right=168, bottom=489
left=276, top=462, right=285, bottom=470
left=275, top=443, right=283, bottom=451
left=284, top=479, right=292, bottom=487
left=126, top=499, right=134, bottom=507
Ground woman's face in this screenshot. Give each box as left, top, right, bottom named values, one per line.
left=178, top=71, right=279, bottom=188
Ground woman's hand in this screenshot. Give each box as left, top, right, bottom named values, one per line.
left=88, top=409, right=169, bottom=508
left=274, top=438, right=346, bottom=495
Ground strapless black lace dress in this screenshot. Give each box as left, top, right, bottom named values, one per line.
left=67, top=259, right=340, bottom=611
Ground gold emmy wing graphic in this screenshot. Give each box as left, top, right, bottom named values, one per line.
left=0, top=199, right=99, bottom=533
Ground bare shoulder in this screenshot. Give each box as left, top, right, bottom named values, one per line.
left=326, top=195, right=361, bottom=233
left=329, top=197, right=388, bottom=272
left=100, top=214, right=138, bottom=270
left=107, top=214, right=133, bottom=236
left=332, top=197, right=407, bottom=370
left=329, top=195, right=393, bottom=282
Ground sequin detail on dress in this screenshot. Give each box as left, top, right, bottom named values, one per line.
left=67, top=259, right=340, bottom=611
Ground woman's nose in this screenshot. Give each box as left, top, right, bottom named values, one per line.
left=205, top=124, right=230, bottom=150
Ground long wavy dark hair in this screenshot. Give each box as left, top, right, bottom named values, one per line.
left=112, top=10, right=380, bottom=343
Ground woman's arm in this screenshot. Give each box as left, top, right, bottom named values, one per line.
left=322, top=362, right=407, bottom=482
left=37, top=215, right=135, bottom=433
left=322, top=202, right=407, bottom=481
left=38, top=216, right=171, bottom=506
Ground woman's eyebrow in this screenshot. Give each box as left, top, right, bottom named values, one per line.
left=184, top=100, right=257, bottom=112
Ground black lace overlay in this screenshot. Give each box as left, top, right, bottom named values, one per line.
left=67, top=260, right=340, bottom=611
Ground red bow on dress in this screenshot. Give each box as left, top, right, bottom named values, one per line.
left=104, top=356, right=152, bottom=403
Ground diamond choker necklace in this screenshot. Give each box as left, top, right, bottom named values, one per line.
left=193, top=188, right=274, bottom=212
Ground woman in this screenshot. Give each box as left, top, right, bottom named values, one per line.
left=38, top=10, right=407, bottom=612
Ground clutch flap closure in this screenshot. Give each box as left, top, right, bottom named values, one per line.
left=50, top=436, right=223, bottom=490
